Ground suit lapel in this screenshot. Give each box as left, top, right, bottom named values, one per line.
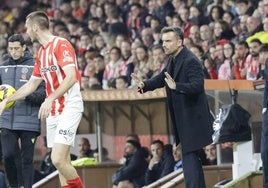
left=173, top=47, right=187, bottom=78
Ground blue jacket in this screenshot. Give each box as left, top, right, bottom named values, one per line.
left=0, top=50, right=46, bottom=132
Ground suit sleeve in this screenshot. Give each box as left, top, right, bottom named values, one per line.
left=263, top=60, right=268, bottom=108
left=143, top=67, right=167, bottom=92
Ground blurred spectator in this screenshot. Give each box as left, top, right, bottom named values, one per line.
left=93, top=147, right=116, bottom=164
left=173, top=144, right=182, bottom=171
left=189, top=25, right=202, bottom=46
left=218, top=41, right=235, bottom=80
left=149, top=16, right=162, bottom=31
left=222, top=11, right=235, bottom=26
left=87, top=17, right=100, bottom=35
left=127, top=3, right=148, bottom=40
left=203, top=144, right=217, bottom=165
left=108, top=5, right=128, bottom=38
left=92, top=34, right=107, bottom=56
left=172, top=13, right=183, bottom=27
left=92, top=54, right=105, bottom=85
left=133, top=45, right=151, bottom=80
left=81, top=76, right=90, bottom=90
left=220, top=142, right=233, bottom=163
left=246, top=16, right=263, bottom=39
left=234, top=0, right=255, bottom=17
left=149, top=44, right=168, bottom=78
left=178, top=7, right=193, bottom=38
left=189, top=45, right=211, bottom=79
left=115, top=75, right=129, bottom=89
left=245, top=38, right=262, bottom=80
left=200, top=24, right=214, bottom=53
left=232, top=40, right=250, bottom=79
left=154, top=0, right=174, bottom=26
left=78, top=137, right=94, bottom=158
left=102, top=47, right=124, bottom=89
left=231, top=18, right=246, bottom=44
left=88, top=75, right=102, bottom=90
left=208, top=5, right=224, bottom=28
left=145, top=140, right=175, bottom=185
left=152, top=25, right=162, bottom=45
left=204, top=56, right=218, bottom=79
left=189, top=6, right=208, bottom=26
left=246, top=17, right=268, bottom=44
left=83, top=49, right=98, bottom=77
left=112, top=140, right=148, bottom=188
left=140, top=27, right=154, bottom=48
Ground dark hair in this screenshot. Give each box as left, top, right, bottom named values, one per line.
left=161, top=26, right=184, bottom=41
left=250, top=38, right=262, bottom=45
left=127, top=140, right=141, bottom=149
left=151, top=44, right=164, bottom=52
left=259, top=44, right=268, bottom=53
left=151, top=139, right=164, bottom=148
left=126, top=133, right=140, bottom=142
left=94, top=147, right=109, bottom=156
left=116, top=75, right=128, bottom=84
left=8, top=34, right=25, bottom=45
left=26, top=11, right=49, bottom=29
left=238, top=40, right=249, bottom=49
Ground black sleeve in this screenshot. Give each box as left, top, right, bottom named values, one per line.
left=25, top=81, right=46, bottom=106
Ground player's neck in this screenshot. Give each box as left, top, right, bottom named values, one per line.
left=38, top=31, right=55, bottom=47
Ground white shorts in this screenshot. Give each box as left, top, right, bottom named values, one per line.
left=46, top=109, right=82, bottom=148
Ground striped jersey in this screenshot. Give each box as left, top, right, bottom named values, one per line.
left=32, top=36, right=83, bottom=116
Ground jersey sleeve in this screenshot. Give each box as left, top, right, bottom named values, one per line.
left=55, top=39, right=76, bottom=69
left=32, top=55, right=42, bottom=78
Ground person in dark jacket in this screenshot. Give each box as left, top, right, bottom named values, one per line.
left=0, top=34, right=46, bottom=188
left=112, top=140, right=148, bottom=188
left=145, top=140, right=175, bottom=185
left=131, top=25, right=213, bottom=188
left=260, top=44, right=268, bottom=188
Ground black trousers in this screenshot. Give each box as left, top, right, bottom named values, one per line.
left=182, top=150, right=206, bottom=188
left=262, top=112, right=268, bottom=188
left=1, top=128, right=39, bottom=188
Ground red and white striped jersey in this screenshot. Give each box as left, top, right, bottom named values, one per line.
left=32, top=36, right=83, bottom=116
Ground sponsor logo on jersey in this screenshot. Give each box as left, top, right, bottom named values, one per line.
left=40, top=65, right=58, bottom=73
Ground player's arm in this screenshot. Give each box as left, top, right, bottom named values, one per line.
left=0, top=77, right=43, bottom=115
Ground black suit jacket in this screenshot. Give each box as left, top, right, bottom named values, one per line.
left=263, top=60, right=268, bottom=109
left=143, top=47, right=213, bottom=154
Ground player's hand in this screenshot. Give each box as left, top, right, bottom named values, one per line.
left=0, top=98, right=7, bottom=116
left=164, top=72, right=176, bottom=89
left=38, top=98, right=52, bottom=120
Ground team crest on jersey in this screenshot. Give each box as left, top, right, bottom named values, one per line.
left=62, top=50, right=73, bottom=62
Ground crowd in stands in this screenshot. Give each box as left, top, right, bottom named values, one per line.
left=0, top=0, right=267, bottom=92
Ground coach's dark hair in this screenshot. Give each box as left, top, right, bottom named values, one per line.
left=8, top=34, right=25, bottom=45
left=161, top=26, right=184, bottom=41
left=26, top=11, right=49, bottom=29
